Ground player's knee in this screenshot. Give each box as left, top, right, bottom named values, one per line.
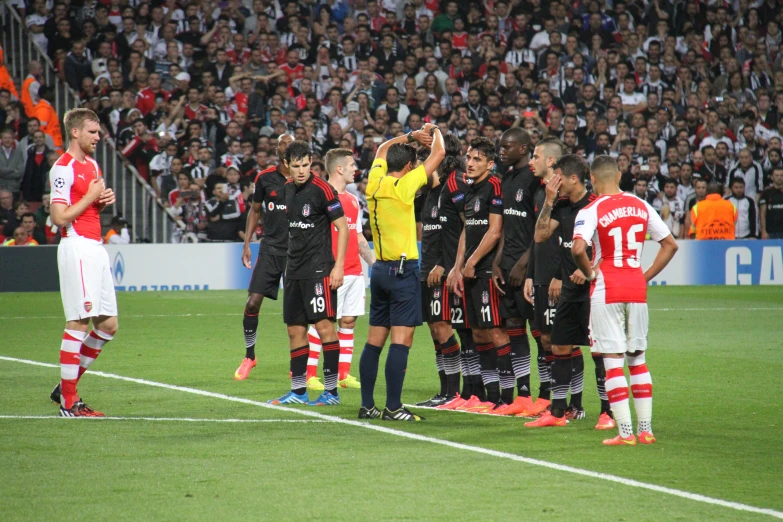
left=471, top=328, right=491, bottom=344
left=551, top=344, right=572, bottom=356
left=540, top=334, right=552, bottom=349
left=489, top=328, right=509, bottom=347
left=431, top=321, right=452, bottom=343
left=390, top=327, right=415, bottom=347
left=314, top=321, right=336, bottom=341
left=339, top=316, right=356, bottom=330
left=245, top=293, right=263, bottom=314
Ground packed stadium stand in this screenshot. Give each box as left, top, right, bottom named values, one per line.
left=1, top=0, right=783, bottom=245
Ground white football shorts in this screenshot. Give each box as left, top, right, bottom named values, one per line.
left=58, top=237, right=118, bottom=321
left=589, top=302, right=648, bottom=354
left=336, top=274, right=366, bottom=319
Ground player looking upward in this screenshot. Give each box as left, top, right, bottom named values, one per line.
left=525, top=154, right=595, bottom=428
left=304, top=149, right=375, bottom=391
left=268, top=141, right=349, bottom=406
left=572, top=155, right=678, bottom=445
left=416, top=134, right=465, bottom=407
left=48, top=108, right=117, bottom=417
left=447, top=137, right=510, bottom=413
left=235, top=134, right=294, bottom=380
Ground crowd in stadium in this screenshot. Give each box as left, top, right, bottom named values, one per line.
left=1, top=0, right=783, bottom=246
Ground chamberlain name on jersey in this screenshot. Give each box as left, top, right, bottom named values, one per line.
left=553, top=192, right=597, bottom=302
left=463, top=174, right=503, bottom=277
left=438, top=171, right=470, bottom=273
left=420, top=184, right=444, bottom=279
left=573, top=192, right=670, bottom=305
left=252, top=166, right=290, bottom=255
left=49, top=153, right=103, bottom=242
left=499, top=165, right=538, bottom=270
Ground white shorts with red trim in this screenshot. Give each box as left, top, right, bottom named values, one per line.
left=589, top=302, right=648, bottom=354
left=58, top=237, right=118, bottom=321
left=336, top=274, right=365, bottom=319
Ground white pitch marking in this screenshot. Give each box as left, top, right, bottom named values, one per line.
left=1, top=355, right=781, bottom=520
left=0, top=415, right=324, bottom=423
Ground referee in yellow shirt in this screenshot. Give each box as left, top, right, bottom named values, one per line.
left=358, top=123, right=446, bottom=421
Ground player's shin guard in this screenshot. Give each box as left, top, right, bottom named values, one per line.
left=243, top=311, right=259, bottom=360
left=569, top=349, right=585, bottom=409
left=627, top=353, right=653, bottom=434
left=550, top=354, right=572, bottom=417
left=440, top=335, right=461, bottom=397
left=604, top=357, right=634, bottom=438
left=359, top=343, right=383, bottom=408
left=290, top=345, right=309, bottom=395
left=77, top=330, right=112, bottom=381
left=508, top=327, right=531, bottom=397
left=593, top=354, right=611, bottom=415
left=60, top=330, right=86, bottom=409
left=337, top=327, right=354, bottom=380
left=385, top=344, right=410, bottom=411
left=433, top=338, right=446, bottom=396
left=497, top=343, right=515, bottom=404
left=322, top=340, right=340, bottom=394
left=477, top=342, right=499, bottom=403
left=306, top=326, right=322, bottom=380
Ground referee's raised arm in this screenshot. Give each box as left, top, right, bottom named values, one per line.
left=357, top=124, right=447, bottom=422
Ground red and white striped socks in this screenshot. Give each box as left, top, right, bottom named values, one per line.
left=78, top=330, right=113, bottom=380
left=627, top=353, right=653, bottom=434
left=337, top=327, right=354, bottom=381
left=60, top=330, right=86, bottom=409
left=604, top=357, right=634, bottom=438
left=306, top=326, right=322, bottom=380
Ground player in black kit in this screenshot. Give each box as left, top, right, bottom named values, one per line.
left=526, top=154, right=596, bottom=428
left=448, top=137, right=510, bottom=413
left=236, top=134, right=294, bottom=381
left=416, top=135, right=465, bottom=407
left=268, top=141, right=349, bottom=406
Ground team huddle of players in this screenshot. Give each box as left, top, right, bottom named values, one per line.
left=238, top=127, right=677, bottom=446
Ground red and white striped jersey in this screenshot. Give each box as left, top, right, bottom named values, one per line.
left=573, top=193, right=670, bottom=305
left=49, top=153, right=103, bottom=242
left=331, top=191, right=362, bottom=277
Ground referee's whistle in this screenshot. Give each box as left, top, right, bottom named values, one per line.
left=398, top=253, right=407, bottom=276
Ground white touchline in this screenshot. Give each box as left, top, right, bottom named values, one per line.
left=1, top=355, right=781, bottom=520
left=0, top=415, right=325, bottom=423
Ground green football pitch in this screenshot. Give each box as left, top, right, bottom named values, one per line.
left=1, top=286, right=781, bottom=521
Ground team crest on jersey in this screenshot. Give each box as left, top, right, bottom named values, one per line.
left=453, top=295, right=461, bottom=306
left=482, top=291, right=489, bottom=304
left=302, top=204, right=311, bottom=217
left=474, top=200, right=480, bottom=212
left=315, top=283, right=324, bottom=296
left=431, top=207, right=437, bottom=218
left=84, top=301, right=93, bottom=312
left=433, top=288, right=441, bottom=299
left=516, top=189, right=523, bottom=202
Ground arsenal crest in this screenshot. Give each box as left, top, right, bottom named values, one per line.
left=481, top=291, right=489, bottom=304
left=84, top=301, right=93, bottom=312
left=302, top=204, right=311, bottom=217
left=474, top=199, right=480, bottom=212
left=516, top=189, right=523, bottom=202
left=433, top=288, right=441, bottom=299
left=315, top=283, right=323, bottom=296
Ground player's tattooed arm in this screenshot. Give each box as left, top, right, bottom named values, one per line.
left=534, top=174, right=562, bottom=243
left=358, top=233, right=376, bottom=266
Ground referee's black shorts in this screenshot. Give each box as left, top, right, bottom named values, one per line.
left=248, top=250, right=286, bottom=299
left=370, top=260, right=422, bottom=327
left=549, top=299, right=591, bottom=347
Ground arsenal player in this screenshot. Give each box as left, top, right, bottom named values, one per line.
left=572, top=155, right=678, bottom=445
left=48, top=108, right=117, bottom=417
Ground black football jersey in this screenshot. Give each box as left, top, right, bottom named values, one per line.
left=283, top=174, right=345, bottom=280
left=527, top=181, right=561, bottom=286
left=438, top=171, right=470, bottom=273
left=553, top=192, right=597, bottom=302
left=252, top=166, right=289, bottom=255
left=499, top=165, right=538, bottom=270
left=420, top=184, right=444, bottom=279
left=463, top=174, right=503, bottom=277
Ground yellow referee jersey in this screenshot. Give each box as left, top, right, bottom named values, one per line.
left=367, top=158, right=427, bottom=261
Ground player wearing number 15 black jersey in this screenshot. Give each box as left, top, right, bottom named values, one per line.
left=268, top=141, right=349, bottom=407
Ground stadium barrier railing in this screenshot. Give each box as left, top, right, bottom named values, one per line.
left=2, top=1, right=184, bottom=243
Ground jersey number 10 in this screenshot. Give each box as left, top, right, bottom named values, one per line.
left=607, top=224, right=644, bottom=268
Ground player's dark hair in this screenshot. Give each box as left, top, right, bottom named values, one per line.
left=553, top=154, right=589, bottom=183
left=438, top=133, right=465, bottom=181
left=468, top=137, right=496, bottom=162
left=285, top=140, right=312, bottom=164
left=537, top=136, right=565, bottom=162
left=590, top=154, right=619, bottom=179
left=386, top=143, right=417, bottom=173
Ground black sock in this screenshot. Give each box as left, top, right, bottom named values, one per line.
left=440, top=335, right=461, bottom=397
left=533, top=333, right=551, bottom=400
left=593, top=354, right=611, bottom=415
left=433, top=339, right=446, bottom=396
left=569, top=349, right=584, bottom=409
left=322, top=340, right=340, bottom=396
left=385, top=344, right=410, bottom=411
left=458, top=329, right=477, bottom=398
left=290, top=345, right=309, bottom=395
left=243, top=311, right=259, bottom=360
left=359, top=343, right=383, bottom=408
left=471, top=375, right=485, bottom=401
left=497, top=343, right=514, bottom=404
left=550, top=354, right=572, bottom=417
left=508, top=327, right=531, bottom=397
left=477, top=342, right=499, bottom=403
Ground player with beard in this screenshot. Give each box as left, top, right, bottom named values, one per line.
left=525, top=154, right=596, bottom=428
left=416, top=135, right=466, bottom=407
left=447, top=137, right=510, bottom=413
left=235, top=134, right=294, bottom=381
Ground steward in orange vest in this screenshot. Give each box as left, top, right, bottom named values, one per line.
left=690, top=183, right=738, bottom=240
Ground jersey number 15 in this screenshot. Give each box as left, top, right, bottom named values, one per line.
left=607, top=224, right=644, bottom=268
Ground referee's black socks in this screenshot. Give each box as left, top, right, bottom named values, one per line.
left=385, top=343, right=410, bottom=411
left=359, top=343, right=383, bottom=408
